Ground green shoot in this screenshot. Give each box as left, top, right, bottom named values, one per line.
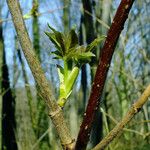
left=45, top=24, right=105, bottom=108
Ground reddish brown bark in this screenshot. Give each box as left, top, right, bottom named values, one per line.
left=75, top=0, right=135, bottom=150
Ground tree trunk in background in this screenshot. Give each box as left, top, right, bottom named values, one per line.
left=1, top=4, right=17, bottom=149
left=2, top=35, right=17, bottom=149
left=81, top=0, right=102, bottom=147
left=82, top=0, right=96, bottom=79
left=32, top=0, right=50, bottom=148
left=0, top=6, right=3, bottom=149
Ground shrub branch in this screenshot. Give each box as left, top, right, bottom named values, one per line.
left=92, top=85, right=150, bottom=150
left=75, top=0, right=135, bottom=149
left=6, top=0, right=74, bottom=149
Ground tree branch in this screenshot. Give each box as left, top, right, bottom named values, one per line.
left=75, top=0, right=135, bottom=149
left=6, top=0, right=74, bottom=149
left=92, top=85, right=150, bottom=150
left=0, top=6, right=66, bottom=24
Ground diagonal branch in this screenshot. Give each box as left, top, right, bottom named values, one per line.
left=0, top=6, right=66, bottom=24
left=6, top=0, right=74, bottom=149
left=92, top=85, right=150, bottom=150
left=75, top=0, right=135, bottom=149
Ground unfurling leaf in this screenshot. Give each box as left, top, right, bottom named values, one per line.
left=62, top=29, right=78, bottom=53
left=57, top=66, right=80, bottom=107
left=51, top=51, right=63, bottom=59
left=45, top=32, right=61, bottom=51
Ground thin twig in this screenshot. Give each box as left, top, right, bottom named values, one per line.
left=92, top=85, right=150, bottom=150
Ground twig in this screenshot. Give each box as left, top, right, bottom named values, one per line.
left=75, top=1, right=135, bottom=149
left=0, top=6, right=66, bottom=24
left=32, top=127, right=51, bottom=150
left=92, top=85, right=150, bottom=150
left=6, top=0, right=74, bottom=149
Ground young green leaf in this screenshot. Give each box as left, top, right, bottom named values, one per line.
left=69, top=29, right=78, bottom=49
left=47, top=24, right=58, bottom=32
left=65, top=46, right=85, bottom=59
left=45, top=32, right=61, bottom=50
left=47, top=24, right=66, bottom=53
left=66, top=46, right=95, bottom=64
left=57, top=65, right=64, bottom=84
left=63, top=29, right=78, bottom=54
left=51, top=51, right=63, bottom=59
left=57, top=66, right=80, bottom=108
left=55, top=32, right=66, bottom=54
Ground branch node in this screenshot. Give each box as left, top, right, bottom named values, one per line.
left=48, top=107, right=62, bottom=118
left=132, top=104, right=141, bottom=113
left=62, top=139, right=75, bottom=150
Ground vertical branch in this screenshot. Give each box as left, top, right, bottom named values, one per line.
left=79, top=15, right=87, bottom=106
left=75, top=0, right=135, bottom=149
left=6, top=0, right=74, bottom=149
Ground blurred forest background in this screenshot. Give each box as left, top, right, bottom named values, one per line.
left=0, top=0, right=150, bottom=150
